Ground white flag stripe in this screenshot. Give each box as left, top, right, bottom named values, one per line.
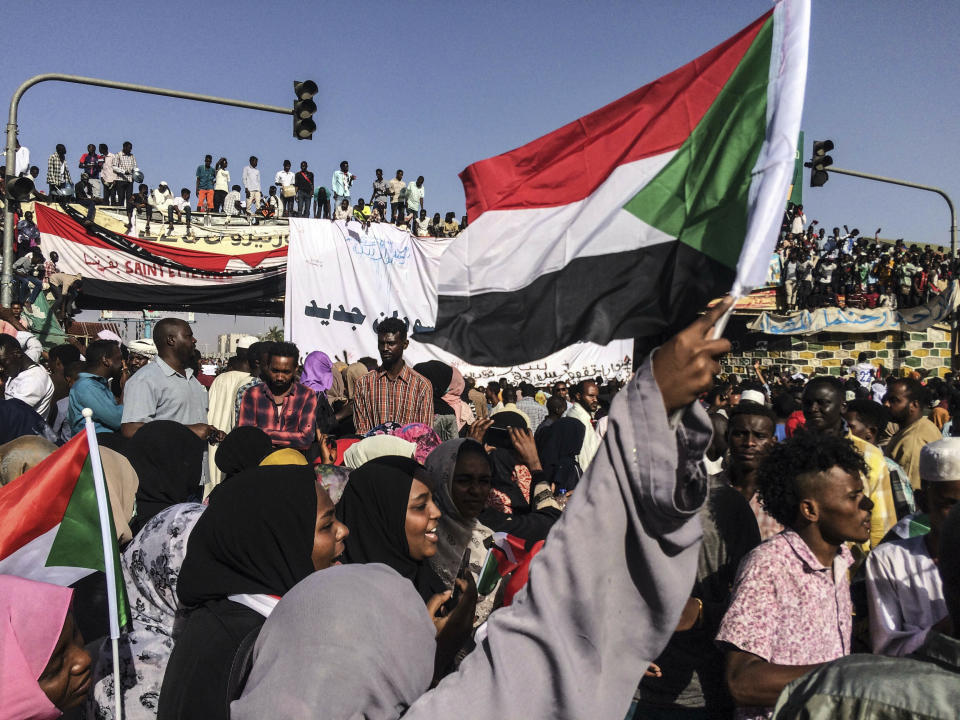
left=735, top=0, right=809, bottom=294
left=0, top=523, right=94, bottom=587
left=437, top=152, right=677, bottom=297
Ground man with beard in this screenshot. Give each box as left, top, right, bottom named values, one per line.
left=120, top=318, right=222, bottom=441
left=238, top=342, right=317, bottom=451
left=353, top=317, right=433, bottom=435
left=884, top=377, right=943, bottom=490
left=720, top=402, right=782, bottom=540
left=802, top=376, right=896, bottom=549
left=564, top=379, right=601, bottom=471
left=68, top=339, right=123, bottom=434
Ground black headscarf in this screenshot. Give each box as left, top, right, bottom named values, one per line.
left=535, top=417, right=585, bottom=492
left=177, top=465, right=319, bottom=605
left=215, top=426, right=273, bottom=479
left=485, top=411, right=536, bottom=512
left=335, top=456, right=446, bottom=601
left=126, top=421, right=206, bottom=535
left=95, top=431, right=130, bottom=456
left=412, top=360, right=455, bottom=416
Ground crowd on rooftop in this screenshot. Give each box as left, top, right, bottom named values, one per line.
left=2, top=142, right=468, bottom=238
left=775, top=203, right=954, bottom=311
left=1, top=296, right=959, bottom=719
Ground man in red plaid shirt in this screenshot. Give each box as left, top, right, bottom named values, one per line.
left=238, top=342, right=317, bottom=451
left=353, top=317, right=433, bottom=435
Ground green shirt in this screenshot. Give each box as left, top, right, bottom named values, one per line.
left=773, top=632, right=960, bottom=719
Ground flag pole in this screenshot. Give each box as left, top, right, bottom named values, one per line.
left=82, top=408, right=124, bottom=720
left=711, top=291, right=742, bottom=340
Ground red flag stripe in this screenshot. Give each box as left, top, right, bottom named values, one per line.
left=458, top=10, right=771, bottom=223
left=0, top=433, right=89, bottom=558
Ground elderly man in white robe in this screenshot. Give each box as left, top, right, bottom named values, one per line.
left=865, top=437, right=960, bottom=656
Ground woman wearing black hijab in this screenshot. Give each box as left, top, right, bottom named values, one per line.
left=157, top=466, right=347, bottom=720
left=335, top=456, right=447, bottom=602
left=214, top=426, right=273, bottom=481
left=477, top=412, right=562, bottom=541
left=413, top=360, right=457, bottom=440
left=535, top=417, right=586, bottom=493
left=126, top=421, right=206, bottom=536
left=335, top=456, right=477, bottom=677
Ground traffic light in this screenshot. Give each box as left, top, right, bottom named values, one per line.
left=293, top=80, right=318, bottom=140
left=804, top=139, right=834, bottom=187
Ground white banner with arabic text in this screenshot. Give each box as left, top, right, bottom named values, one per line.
left=284, top=220, right=632, bottom=384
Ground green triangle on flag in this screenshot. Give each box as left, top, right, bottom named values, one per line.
left=46, top=453, right=130, bottom=629
left=623, top=15, right=774, bottom=270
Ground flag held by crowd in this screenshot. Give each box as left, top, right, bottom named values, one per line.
left=0, top=431, right=129, bottom=628
left=477, top=532, right=545, bottom=606
left=420, top=0, right=809, bottom=365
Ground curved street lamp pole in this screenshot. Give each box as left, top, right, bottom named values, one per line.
left=2, top=73, right=293, bottom=306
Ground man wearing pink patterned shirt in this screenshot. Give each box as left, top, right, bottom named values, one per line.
left=716, top=431, right=873, bottom=720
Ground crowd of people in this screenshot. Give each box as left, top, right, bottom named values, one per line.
left=775, top=203, right=954, bottom=311
left=2, top=142, right=468, bottom=238
left=1, top=299, right=959, bottom=719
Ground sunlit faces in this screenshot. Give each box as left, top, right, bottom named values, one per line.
left=883, top=381, right=913, bottom=425
left=377, top=331, right=408, bottom=367
left=405, top=477, right=442, bottom=560
left=266, top=355, right=296, bottom=395
left=37, top=611, right=92, bottom=712
left=171, top=321, right=197, bottom=364
left=802, top=382, right=844, bottom=432
left=728, top=414, right=776, bottom=471
left=312, top=484, right=349, bottom=570
left=800, top=465, right=873, bottom=545
left=451, top=450, right=493, bottom=520
left=577, top=381, right=600, bottom=414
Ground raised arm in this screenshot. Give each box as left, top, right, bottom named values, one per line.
left=407, top=300, right=732, bottom=719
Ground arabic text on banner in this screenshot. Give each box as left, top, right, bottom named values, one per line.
left=284, top=220, right=632, bottom=384
left=748, top=281, right=959, bottom=335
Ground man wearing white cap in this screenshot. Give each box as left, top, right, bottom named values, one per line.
left=864, top=437, right=960, bottom=656
left=126, top=338, right=157, bottom=375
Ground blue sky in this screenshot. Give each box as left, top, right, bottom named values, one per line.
left=6, top=1, right=958, bottom=346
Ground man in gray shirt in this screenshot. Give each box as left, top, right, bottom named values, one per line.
left=120, top=318, right=223, bottom=442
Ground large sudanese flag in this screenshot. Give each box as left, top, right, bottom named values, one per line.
left=419, top=0, right=809, bottom=366
left=0, top=432, right=129, bottom=627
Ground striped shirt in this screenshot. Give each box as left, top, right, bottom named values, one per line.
left=353, top=363, right=433, bottom=435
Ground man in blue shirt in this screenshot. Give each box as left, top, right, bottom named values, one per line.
left=69, top=339, right=124, bottom=434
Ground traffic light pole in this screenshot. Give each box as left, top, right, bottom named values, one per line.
left=2, top=73, right=293, bottom=306
left=827, top=165, right=958, bottom=372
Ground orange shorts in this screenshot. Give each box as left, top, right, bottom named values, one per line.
left=196, top=189, right=214, bottom=211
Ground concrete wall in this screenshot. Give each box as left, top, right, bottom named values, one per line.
left=719, top=318, right=953, bottom=378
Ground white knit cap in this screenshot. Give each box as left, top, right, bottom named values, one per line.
left=739, top=389, right=766, bottom=405
left=919, top=438, right=960, bottom=483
